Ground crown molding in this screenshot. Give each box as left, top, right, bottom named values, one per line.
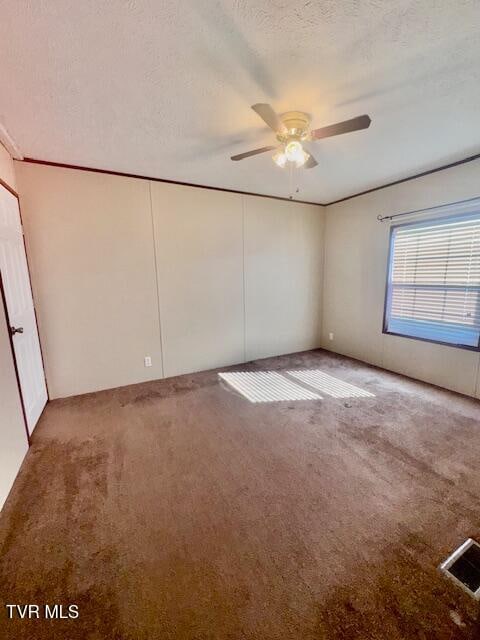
left=324, top=152, right=480, bottom=205
left=19, top=158, right=324, bottom=207
left=0, top=122, right=23, bottom=160
left=18, top=151, right=480, bottom=208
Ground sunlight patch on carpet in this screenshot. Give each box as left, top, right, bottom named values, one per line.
left=287, top=370, right=375, bottom=399
left=218, top=371, right=322, bottom=403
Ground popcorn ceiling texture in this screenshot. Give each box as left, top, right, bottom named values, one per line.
left=0, top=1, right=479, bottom=202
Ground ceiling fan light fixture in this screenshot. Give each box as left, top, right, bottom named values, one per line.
left=284, top=140, right=303, bottom=163
left=272, top=149, right=287, bottom=168
left=283, top=140, right=308, bottom=168
left=232, top=104, right=371, bottom=170
left=295, top=149, right=309, bottom=168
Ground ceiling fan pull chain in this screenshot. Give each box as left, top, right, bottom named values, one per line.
left=289, top=162, right=296, bottom=200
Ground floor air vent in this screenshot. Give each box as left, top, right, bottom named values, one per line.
left=440, top=538, right=480, bottom=599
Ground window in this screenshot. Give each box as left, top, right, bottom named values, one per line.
left=384, top=212, right=480, bottom=350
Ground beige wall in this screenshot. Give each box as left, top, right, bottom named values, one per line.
left=321, top=158, right=480, bottom=399
left=245, top=196, right=323, bottom=360
left=12, top=155, right=480, bottom=404
left=152, top=183, right=245, bottom=377
left=0, top=143, right=29, bottom=510
left=16, top=165, right=163, bottom=398
left=15, top=162, right=325, bottom=397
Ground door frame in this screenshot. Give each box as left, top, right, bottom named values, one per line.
left=0, top=270, right=31, bottom=445
left=0, top=178, right=49, bottom=441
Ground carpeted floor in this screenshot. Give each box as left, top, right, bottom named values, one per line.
left=1, top=349, right=480, bottom=639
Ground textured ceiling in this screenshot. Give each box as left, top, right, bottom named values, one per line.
left=1, top=0, right=479, bottom=203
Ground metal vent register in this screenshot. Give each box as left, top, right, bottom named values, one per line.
left=440, top=538, right=480, bottom=599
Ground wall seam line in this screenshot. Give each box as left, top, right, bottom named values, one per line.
left=149, top=181, right=166, bottom=378
left=319, top=204, right=330, bottom=349
left=242, top=195, right=247, bottom=362
left=473, top=353, right=480, bottom=398
left=318, top=205, right=327, bottom=347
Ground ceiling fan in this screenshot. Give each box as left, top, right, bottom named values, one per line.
left=231, top=104, right=371, bottom=169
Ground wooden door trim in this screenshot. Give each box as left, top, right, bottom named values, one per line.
left=16, top=196, right=50, bottom=402
left=0, top=175, right=19, bottom=199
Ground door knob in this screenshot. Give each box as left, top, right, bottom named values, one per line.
left=10, top=326, right=24, bottom=336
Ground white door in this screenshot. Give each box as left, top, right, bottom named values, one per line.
left=0, top=184, right=47, bottom=434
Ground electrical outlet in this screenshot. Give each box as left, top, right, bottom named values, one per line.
left=144, top=356, right=152, bottom=367
left=329, top=332, right=334, bottom=341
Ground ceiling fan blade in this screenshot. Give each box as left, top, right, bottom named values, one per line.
left=231, top=145, right=277, bottom=161
left=251, top=103, right=283, bottom=133
left=311, top=114, right=371, bottom=140
left=304, top=152, right=318, bottom=169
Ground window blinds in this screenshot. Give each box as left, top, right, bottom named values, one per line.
left=384, top=213, right=480, bottom=348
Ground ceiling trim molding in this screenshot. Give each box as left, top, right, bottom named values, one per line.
left=19, top=157, right=324, bottom=207
left=0, top=122, right=23, bottom=160
left=324, top=152, right=480, bottom=206
left=19, top=152, right=480, bottom=208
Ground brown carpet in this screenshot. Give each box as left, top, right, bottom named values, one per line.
left=1, top=349, right=480, bottom=639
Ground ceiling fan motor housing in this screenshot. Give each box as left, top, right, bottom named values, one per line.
left=278, top=111, right=311, bottom=142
